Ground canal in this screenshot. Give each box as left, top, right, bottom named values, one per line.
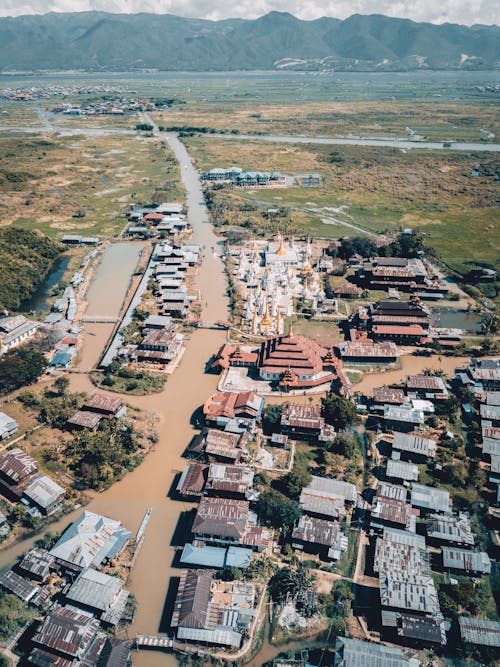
left=23, top=254, right=71, bottom=314
left=0, top=134, right=229, bottom=667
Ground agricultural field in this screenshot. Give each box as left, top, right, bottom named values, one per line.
left=156, top=99, right=499, bottom=143
left=0, top=133, right=183, bottom=240
left=185, top=135, right=499, bottom=276
left=0, top=102, right=41, bottom=126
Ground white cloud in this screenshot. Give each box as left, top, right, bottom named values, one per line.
left=0, top=0, right=498, bottom=26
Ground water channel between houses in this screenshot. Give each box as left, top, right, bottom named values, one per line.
left=0, top=133, right=474, bottom=666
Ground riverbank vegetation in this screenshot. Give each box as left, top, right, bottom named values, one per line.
left=18, top=380, right=158, bottom=491
left=91, top=365, right=166, bottom=395
left=0, top=344, right=48, bottom=394
left=0, top=227, right=61, bottom=311
left=0, top=592, right=37, bottom=642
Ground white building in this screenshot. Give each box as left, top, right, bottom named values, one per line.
left=0, top=412, right=18, bottom=440
left=0, top=315, right=39, bottom=354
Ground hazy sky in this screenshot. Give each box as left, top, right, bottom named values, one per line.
left=0, top=0, right=498, bottom=25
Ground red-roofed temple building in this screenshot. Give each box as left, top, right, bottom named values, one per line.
left=212, top=334, right=351, bottom=394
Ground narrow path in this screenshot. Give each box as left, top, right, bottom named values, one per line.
left=210, top=132, right=500, bottom=153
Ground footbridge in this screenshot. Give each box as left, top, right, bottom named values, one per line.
left=80, top=315, right=119, bottom=324
left=133, top=635, right=204, bottom=655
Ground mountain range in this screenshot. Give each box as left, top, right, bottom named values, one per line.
left=0, top=11, right=499, bottom=72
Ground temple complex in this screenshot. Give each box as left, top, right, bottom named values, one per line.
left=230, top=233, right=327, bottom=336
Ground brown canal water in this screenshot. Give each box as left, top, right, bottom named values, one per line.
left=0, top=135, right=228, bottom=667
left=355, top=354, right=469, bottom=396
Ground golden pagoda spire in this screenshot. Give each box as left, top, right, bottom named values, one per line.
left=260, top=297, right=272, bottom=334
left=276, top=231, right=287, bottom=256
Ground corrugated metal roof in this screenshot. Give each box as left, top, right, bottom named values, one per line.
left=66, top=568, right=124, bottom=612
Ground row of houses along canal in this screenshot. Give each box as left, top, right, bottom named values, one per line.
left=0, top=134, right=228, bottom=666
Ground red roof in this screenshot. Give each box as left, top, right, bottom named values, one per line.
left=258, top=334, right=327, bottom=377
left=203, top=391, right=261, bottom=420
left=372, top=324, right=425, bottom=336
left=144, top=212, right=165, bottom=222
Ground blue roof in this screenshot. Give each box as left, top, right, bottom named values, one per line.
left=180, top=544, right=252, bottom=569
left=226, top=546, right=252, bottom=568
left=50, top=351, right=72, bottom=367
left=180, top=544, right=226, bottom=568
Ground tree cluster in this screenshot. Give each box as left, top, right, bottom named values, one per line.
left=64, top=419, right=142, bottom=490
left=0, top=344, right=47, bottom=394
left=0, top=227, right=61, bottom=311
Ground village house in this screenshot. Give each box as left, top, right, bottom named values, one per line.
left=379, top=571, right=441, bottom=618
left=0, top=569, right=40, bottom=604
left=171, top=569, right=257, bottom=648
left=411, top=484, right=451, bottom=515
left=177, top=462, right=255, bottom=500
left=383, top=612, right=447, bottom=647
left=65, top=568, right=130, bottom=626
left=374, top=532, right=428, bottom=578
left=67, top=393, right=127, bottom=431
left=441, top=547, right=491, bottom=574
left=0, top=411, right=18, bottom=440
left=426, top=513, right=474, bottom=548
left=191, top=497, right=270, bottom=551
left=176, top=462, right=208, bottom=499
left=299, top=476, right=356, bottom=521
left=405, top=375, right=449, bottom=400
left=383, top=406, right=425, bottom=432
left=133, top=326, right=185, bottom=366
left=61, top=235, right=100, bottom=246
left=458, top=617, right=500, bottom=648
left=27, top=606, right=131, bottom=666
left=373, top=386, right=406, bottom=407
left=203, top=391, right=264, bottom=432
left=340, top=340, right=398, bottom=365
left=17, top=548, right=55, bottom=582
left=371, top=495, right=418, bottom=533
left=205, top=463, right=255, bottom=499
left=334, top=637, right=421, bottom=667
left=0, top=315, right=39, bottom=354
left=391, top=432, right=437, bottom=462
left=291, top=515, right=347, bottom=561
left=333, top=283, right=363, bottom=299
left=0, top=447, right=39, bottom=500
left=179, top=544, right=252, bottom=570
left=190, top=428, right=250, bottom=463
left=280, top=402, right=336, bottom=442
left=49, top=511, right=131, bottom=573
left=386, top=459, right=419, bottom=483
left=22, top=474, right=66, bottom=515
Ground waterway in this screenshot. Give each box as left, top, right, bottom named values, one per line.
left=23, top=254, right=71, bottom=314
left=0, top=134, right=228, bottom=667
left=85, top=243, right=142, bottom=318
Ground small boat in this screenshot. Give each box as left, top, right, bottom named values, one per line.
left=136, top=507, right=152, bottom=543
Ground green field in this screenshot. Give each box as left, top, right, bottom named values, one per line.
left=0, top=134, right=183, bottom=240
